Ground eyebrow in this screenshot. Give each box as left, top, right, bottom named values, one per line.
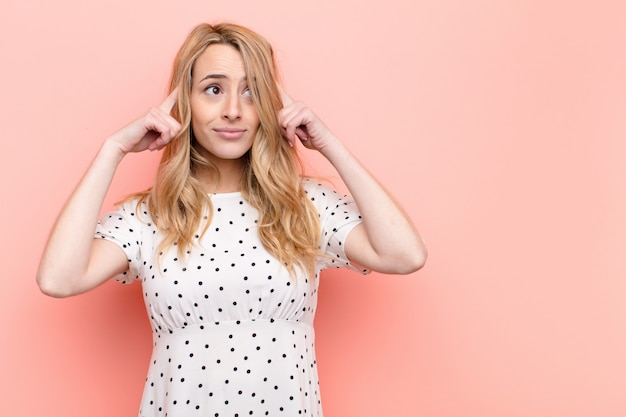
left=198, top=73, right=228, bottom=83
left=197, top=73, right=249, bottom=85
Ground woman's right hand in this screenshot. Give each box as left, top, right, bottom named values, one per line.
left=107, top=87, right=182, bottom=156
left=36, top=88, right=183, bottom=298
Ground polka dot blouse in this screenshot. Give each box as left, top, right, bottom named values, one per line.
left=95, top=179, right=368, bottom=417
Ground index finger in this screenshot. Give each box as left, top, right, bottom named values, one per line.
left=278, top=84, right=293, bottom=106
left=159, top=86, right=179, bottom=113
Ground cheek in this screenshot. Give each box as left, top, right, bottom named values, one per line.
left=189, top=95, right=218, bottom=125
left=249, top=108, right=260, bottom=129
left=189, top=97, right=201, bottom=127
left=189, top=112, right=202, bottom=135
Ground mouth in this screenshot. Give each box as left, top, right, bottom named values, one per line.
left=213, top=128, right=247, bottom=140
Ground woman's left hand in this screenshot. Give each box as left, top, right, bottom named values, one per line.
left=277, top=87, right=426, bottom=275
left=278, top=87, right=338, bottom=153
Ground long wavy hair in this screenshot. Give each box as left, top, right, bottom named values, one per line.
left=131, top=23, right=322, bottom=277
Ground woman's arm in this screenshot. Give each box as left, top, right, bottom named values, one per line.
left=279, top=92, right=427, bottom=274
left=36, top=90, right=181, bottom=297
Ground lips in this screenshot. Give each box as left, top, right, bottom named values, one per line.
left=213, top=128, right=247, bottom=140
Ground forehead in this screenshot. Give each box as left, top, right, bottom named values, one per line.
left=192, top=43, right=246, bottom=81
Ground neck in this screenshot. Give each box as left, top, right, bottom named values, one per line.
left=195, top=159, right=244, bottom=194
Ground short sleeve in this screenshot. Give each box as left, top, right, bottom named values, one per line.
left=94, top=199, right=144, bottom=284
left=303, top=179, right=370, bottom=274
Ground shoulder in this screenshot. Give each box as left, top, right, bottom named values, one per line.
left=117, top=194, right=154, bottom=221
left=302, top=177, right=354, bottom=209
left=98, top=195, right=155, bottom=229
left=302, top=177, right=344, bottom=201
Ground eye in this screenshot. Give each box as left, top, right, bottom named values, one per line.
left=204, top=85, right=222, bottom=95
left=242, top=88, right=252, bottom=98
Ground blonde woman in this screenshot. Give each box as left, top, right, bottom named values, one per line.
left=37, top=22, right=426, bottom=417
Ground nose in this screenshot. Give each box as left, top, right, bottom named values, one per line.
left=222, top=92, right=242, bottom=120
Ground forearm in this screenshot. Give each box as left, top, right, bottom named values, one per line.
left=36, top=141, right=125, bottom=296
left=320, top=138, right=427, bottom=273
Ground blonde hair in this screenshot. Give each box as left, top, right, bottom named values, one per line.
left=132, top=23, right=322, bottom=277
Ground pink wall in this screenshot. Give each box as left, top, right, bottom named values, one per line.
left=2, top=1, right=625, bottom=416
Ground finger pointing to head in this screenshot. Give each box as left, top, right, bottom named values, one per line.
left=160, top=86, right=179, bottom=113
left=278, top=84, right=293, bottom=106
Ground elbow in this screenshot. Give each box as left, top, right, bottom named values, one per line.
left=393, top=235, right=428, bottom=275
left=391, top=246, right=427, bottom=275
left=399, top=250, right=427, bottom=274
left=411, top=251, right=428, bottom=273
left=36, top=270, right=75, bottom=298
left=370, top=243, right=428, bottom=275
left=36, top=278, right=65, bottom=298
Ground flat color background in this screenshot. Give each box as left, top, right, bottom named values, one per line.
left=1, top=1, right=625, bottom=416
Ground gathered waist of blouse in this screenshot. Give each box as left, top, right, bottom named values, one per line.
left=138, top=317, right=322, bottom=417
left=153, top=318, right=315, bottom=345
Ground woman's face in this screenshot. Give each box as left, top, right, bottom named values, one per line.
left=189, top=43, right=260, bottom=168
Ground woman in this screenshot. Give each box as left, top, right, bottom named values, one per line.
left=37, top=22, right=426, bottom=417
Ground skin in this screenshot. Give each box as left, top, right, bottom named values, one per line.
left=36, top=43, right=427, bottom=298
